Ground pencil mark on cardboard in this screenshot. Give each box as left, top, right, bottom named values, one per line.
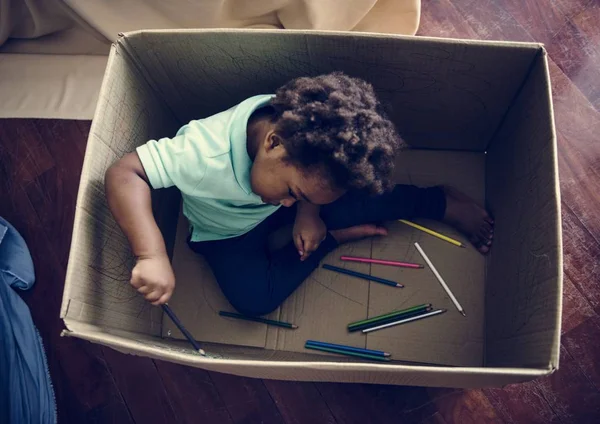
left=309, top=276, right=365, bottom=306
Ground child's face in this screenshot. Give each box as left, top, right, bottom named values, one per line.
left=250, top=133, right=345, bottom=207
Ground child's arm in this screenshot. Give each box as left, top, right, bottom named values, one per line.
left=105, top=152, right=175, bottom=305
left=293, top=202, right=326, bottom=261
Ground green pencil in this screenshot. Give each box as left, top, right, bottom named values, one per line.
left=348, top=303, right=431, bottom=329
left=305, top=343, right=391, bottom=362
left=219, top=311, right=298, bottom=329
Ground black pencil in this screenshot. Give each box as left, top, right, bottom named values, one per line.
left=162, top=304, right=206, bottom=356
left=322, top=264, right=403, bottom=288
left=219, top=311, right=298, bottom=329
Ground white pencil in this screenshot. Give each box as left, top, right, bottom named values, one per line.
left=362, top=309, right=446, bottom=333
left=414, top=242, right=466, bottom=317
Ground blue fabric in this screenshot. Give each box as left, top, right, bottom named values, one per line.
left=0, top=216, right=56, bottom=424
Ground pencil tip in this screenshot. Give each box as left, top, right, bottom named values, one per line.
left=396, top=283, right=404, bottom=288
left=459, top=244, right=466, bottom=248
left=292, top=325, right=299, bottom=329
left=384, top=353, right=391, bottom=357
left=460, top=310, right=466, bottom=317
left=199, top=349, right=206, bottom=356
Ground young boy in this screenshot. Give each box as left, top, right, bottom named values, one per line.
left=105, top=72, right=493, bottom=316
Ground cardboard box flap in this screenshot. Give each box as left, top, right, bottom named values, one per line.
left=61, top=42, right=181, bottom=335
left=119, top=29, right=541, bottom=151
left=62, top=322, right=554, bottom=387
left=485, top=50, right=561, bottom=369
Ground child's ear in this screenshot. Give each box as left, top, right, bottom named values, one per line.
left=264, top=131, right=283, bottom=151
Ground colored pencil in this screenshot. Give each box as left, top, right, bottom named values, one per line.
left=306, top=340, right=390, bottom=357
left=414, top=242, right=466, bottom=316
left=219, top=311, right=298, bottom=329
left=340, top=255, right=423, bottom=269
left=305, top=343, right=391, bottom=362
left=399, top=219, right=465, bottom=248
left=162, top=304, right=206, bottom=356
left=322, top=264, right=403, bottom=288
left=348, top=303, right=431, bottom=329
left=348, top=307, right=433, bottom=332
left=362, top=309, right=447, bottom=333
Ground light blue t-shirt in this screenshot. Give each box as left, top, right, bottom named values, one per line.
left=136, top=95, right=280, bottom=242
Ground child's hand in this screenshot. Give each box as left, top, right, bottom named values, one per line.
left=293, top=207, right=327, bottom=261
left=130, top=254, right=175, bottom=305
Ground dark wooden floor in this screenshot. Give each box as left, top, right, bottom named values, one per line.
left=1, top=1, right=599, bottom=422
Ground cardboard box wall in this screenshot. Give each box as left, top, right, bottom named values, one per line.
left=60, top=30, right=561, bottom=387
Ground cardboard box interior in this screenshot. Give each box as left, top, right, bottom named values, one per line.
left=61, top=30, right=561, bottom=386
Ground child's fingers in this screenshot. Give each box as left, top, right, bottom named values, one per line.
left=137, top=285, right=152, bottom=295
left=153, top=292, right=171, bottom=306
left=294, top=234, right=305, bottom=256
left=130, top=277, right=143, bottom=289
left=301, top=239, right=321, bottom=261
left=145, top=290, right=163, bottom=303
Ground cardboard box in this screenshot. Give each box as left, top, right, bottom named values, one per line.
left=61, top=29, right=562, bottom=387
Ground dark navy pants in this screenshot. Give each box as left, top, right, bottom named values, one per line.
left=189, top=185, right=445, bottom=316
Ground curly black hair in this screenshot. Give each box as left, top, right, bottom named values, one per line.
left=270, top=72, right=404, bottom=194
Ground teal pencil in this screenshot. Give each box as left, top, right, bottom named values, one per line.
left=322, top=264, right=403, bottom=288
left=306, top=340, right=391, bottom=357
left=305, top=343, right=391, bottom=362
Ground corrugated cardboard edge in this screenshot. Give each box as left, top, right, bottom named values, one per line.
left=60, top=42, right=121, bottom=322
left=542, top=46, right=563, bottom=372
left=60, top=327, right=552, bottom=387
left=118, top=27, right=544, bottom=50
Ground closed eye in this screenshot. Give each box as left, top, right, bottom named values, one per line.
left=288, top=188, right=298, bottom=200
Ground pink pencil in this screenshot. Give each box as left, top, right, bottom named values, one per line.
left=340, top=256, right=424, bottom=269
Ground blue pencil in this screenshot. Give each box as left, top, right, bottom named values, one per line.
left=322, top=264, right=403, bottom=288
left=306, top=340, right=391, bottom=357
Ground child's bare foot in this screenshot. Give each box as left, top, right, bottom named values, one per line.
left=442, top=186, right=494, bottom=254
left=330, top=224, right=388, bottom=244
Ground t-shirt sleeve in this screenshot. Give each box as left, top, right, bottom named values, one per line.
left=136, top=124, right=208, bottom=192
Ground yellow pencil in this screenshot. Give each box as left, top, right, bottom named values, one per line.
left=398, top=219, right=465, bottom=248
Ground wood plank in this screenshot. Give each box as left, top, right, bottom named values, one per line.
left=26, top=120, right=86, bottom=266
left=569, top=1, right=600, bottom=48
left=550, top=58, right=600, bottom=239
left=418, top=0, right=478, bottom=38
left=560, top=203, right=600, bottom=313
left=315, top=382, right=437, bottom=424
left=263, top=380, right=337, bottom=424
left=101, top=348, right=178, bottom=424
left=421, top=412, right=449, bottom=424
left=55, top=338, right=134, bottom=424
left=538, top=344, right=600, bottom=421
left=0, top=119, right=55, bottom=185
left=550, top=0, right=595, bottom=19
left=448, top=0, right=533, bottom=41
left=208, top=372, right=284, bottom=424
left=560, top=273, right=594, bottom=335
left=483, top=382, right=558, bottom=424
left=429, top=388, right=504, bottom=424
left=499, top=0, right=600, bottom=110
left=485, top=344, right=600, bottom=423
left=154, top=361, right=233, bottom=424
left=562, top=315, right=600, bottom=391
